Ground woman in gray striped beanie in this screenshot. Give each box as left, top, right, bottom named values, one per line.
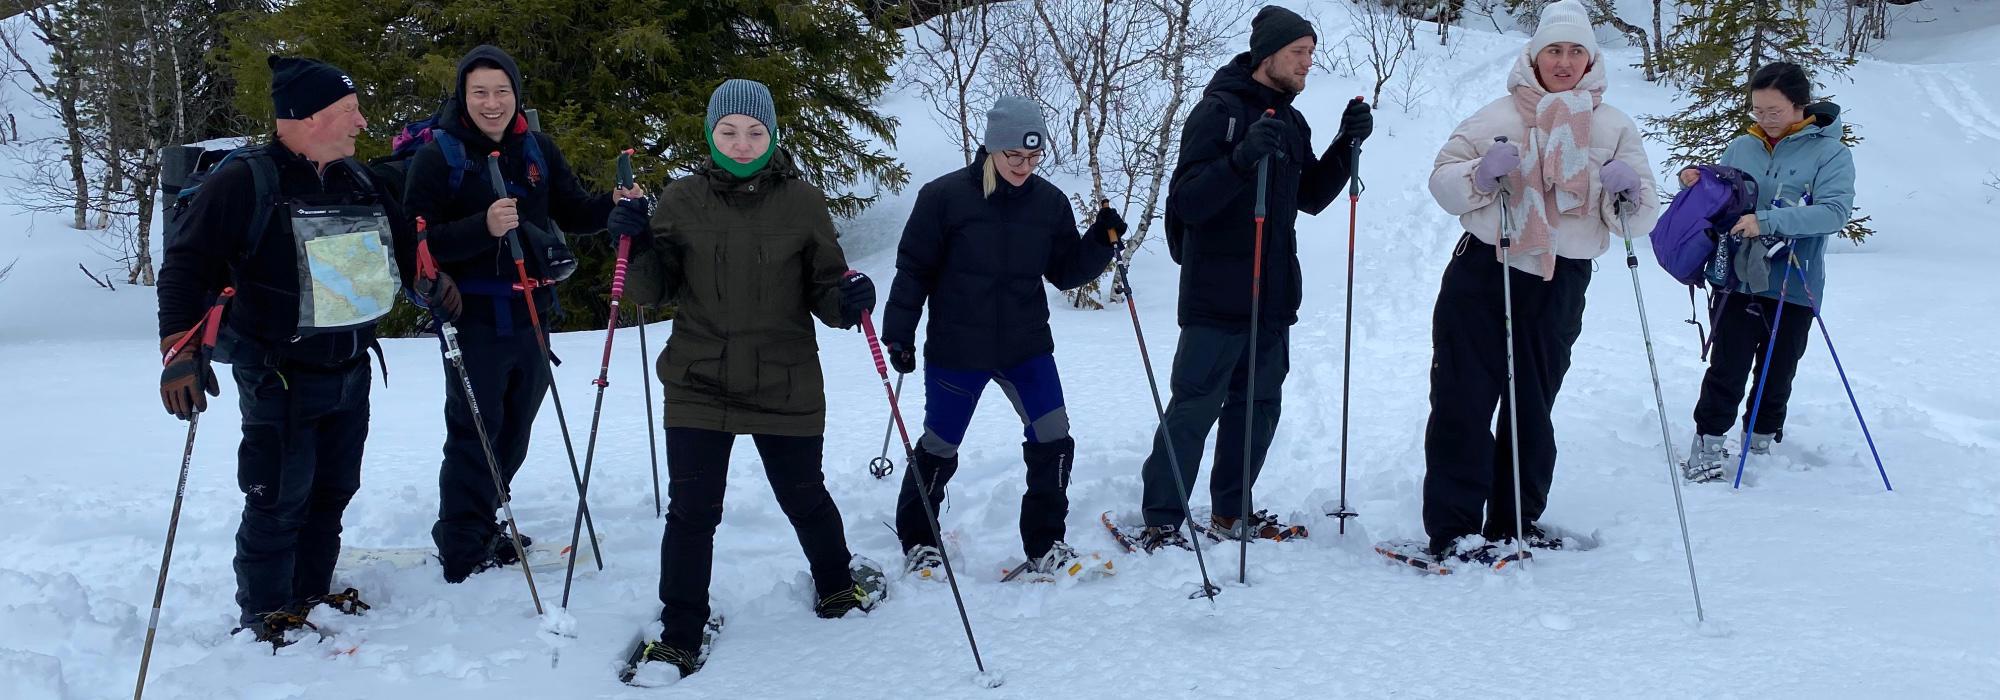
left=610, top=77, right=884, bottom=681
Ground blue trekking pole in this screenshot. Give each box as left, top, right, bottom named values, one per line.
left=1781, top=255, right=1892, bottom=491
left=1731, top=257, right=1794, bottom=489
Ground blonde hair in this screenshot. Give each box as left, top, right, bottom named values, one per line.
left=982, top=154, right=998, bottom=198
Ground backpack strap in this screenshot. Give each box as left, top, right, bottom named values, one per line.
left=432, top=129, right=477, bottom=193
left=238, top=146, right=282, bottom=262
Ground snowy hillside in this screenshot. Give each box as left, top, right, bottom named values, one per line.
left=2, top=2, right=1996, bottom=698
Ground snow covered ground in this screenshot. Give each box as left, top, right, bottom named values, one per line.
left=3, top=2, right=1997, bottom=698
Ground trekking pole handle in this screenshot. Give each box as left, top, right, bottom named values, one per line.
left=616, top=149, right=635, bottom=191
left=488, top=152, right=525, bottom=262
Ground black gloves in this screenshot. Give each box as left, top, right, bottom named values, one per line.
left=887, top=341, right=916, bottom=375
left=838, top=272, right=876, bottom=330
left=1232, top=115, right=1292, bottom=170
left=1334, top=97, right=1373, bottom=146
left=607, top=198, right=652, bottom=244
left=1085, top=204, right=1126, bottom=247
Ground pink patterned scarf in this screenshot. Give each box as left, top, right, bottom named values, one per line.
left=1504, top=52, right=1605, bottom=279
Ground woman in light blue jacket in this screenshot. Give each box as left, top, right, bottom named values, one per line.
left=1682, top=61, right=1856, bottom=482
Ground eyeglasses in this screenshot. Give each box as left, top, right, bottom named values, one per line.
left=1002, top=150, right=1044, bottom=167
left=1749, top=106, right=1794, bottom=118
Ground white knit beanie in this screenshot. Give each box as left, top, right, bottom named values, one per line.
left=1528, top=0, right=1598, bottom=61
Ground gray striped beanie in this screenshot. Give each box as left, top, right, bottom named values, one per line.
left=706, top=79, right=777, bottom=134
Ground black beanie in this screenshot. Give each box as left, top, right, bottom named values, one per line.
left=1249, top=5, right=1316, bottom=66
left=269, top=55, right=355, bottom=120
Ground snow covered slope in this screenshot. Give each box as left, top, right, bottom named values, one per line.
left=1, top=3, right=1995, bottom=698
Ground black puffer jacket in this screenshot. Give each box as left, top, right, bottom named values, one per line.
left=884, top=151, right=1116, bottom=371
left=1165, top=52, right=1355, bottom=329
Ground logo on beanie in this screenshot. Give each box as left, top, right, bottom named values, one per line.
left=341, top=76, right=354, bottom=90
left=1023, top=132, right=1043, bottom=149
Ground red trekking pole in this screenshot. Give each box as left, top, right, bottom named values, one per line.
left=560, top=149, right=639, bottom=609
left=1330, top=97, right=1365, bottom=533
left=854, top=285, right=996, bottom=687
left=135, top=287, right=234, bottom=700
left=1237, top=109, right=1275, bottom=584
left=486, top=152, right=602, bottom=571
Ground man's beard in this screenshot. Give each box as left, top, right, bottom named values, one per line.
left=1277, top=72, right=1306, bottom=94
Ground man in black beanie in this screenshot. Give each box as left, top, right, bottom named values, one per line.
left=1129, top=5, right=1374, bottom=550
left=156, top=54, right=447, bottom=648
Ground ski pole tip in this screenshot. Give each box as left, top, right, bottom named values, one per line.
left=972, top=670, right=1005, bottom=689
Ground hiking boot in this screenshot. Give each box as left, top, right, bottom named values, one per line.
left=1135, top=525, right=1192, bottom=553
left=233, top=610, right=320, bottom=650
left=1685, top=434, right=1729, bottom=483
left=490, top=531, right=533, bottom=566
left=903, top=545, right=945, bottom=581
left=624, top=639, right=700, bottom=679
left=814, top=584, right=878, bottom=619
left=305, top=587, right=371, bottom=616
left=1748, top=432, right=1777, bottom=455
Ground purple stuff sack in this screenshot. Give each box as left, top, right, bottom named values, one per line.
left=1649, top=165, right=1758, bottom=286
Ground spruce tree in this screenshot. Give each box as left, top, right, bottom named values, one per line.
left=222, top=0, right=909, bottom=331
left=1648, top=0, right=1869, bottom=241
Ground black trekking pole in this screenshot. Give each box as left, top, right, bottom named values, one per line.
left=1615, top=197, right=1706, bottom=623
left=868, top=374, right=903, bottom=480
left=1329, top=97, right=1365, bottom=533
left=416, top=219, right=545, bottom=616
left=1107, top=207, right=1220, bottom=601
left=560, top=149, right=640, bottom=609
left=635, top=305, right=663, bottom=517
left=1238, top=113, right=1274, bottom=585
left=487, top=152, right=603, bottom=570
left=135, top=287, right=233, bottom=700
left=857, top=295, right=1000, bottom=689
left=1493, top=136, right=1528, bottom=564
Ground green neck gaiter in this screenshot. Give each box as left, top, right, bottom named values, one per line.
left=708, top=131, right=774, bottom=179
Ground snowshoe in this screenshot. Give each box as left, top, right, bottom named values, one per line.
left=1203, top=510, right=1308, bottom=542
left=1136, top=525, right=1193, bottom=554
left=1684, top=434, right=1729, bottom=483
left=620, top=616, right=724, bottom=686
left=233, top=610, right=323, bottom=651
left=903, top=545, right=945, bottom=582
left=1100, top=511, right=1191, bottom=554
left=306, top=587, right=371, bottom=616
left=1001, top=541, right=1115, bottom=583
left=1520, top=522, right=1601, bottom=552
left=1374, top=537, right=1530, bottom=576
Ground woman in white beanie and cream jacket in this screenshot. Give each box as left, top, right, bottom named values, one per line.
left=1412, top=0, right=1660, bottom=567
